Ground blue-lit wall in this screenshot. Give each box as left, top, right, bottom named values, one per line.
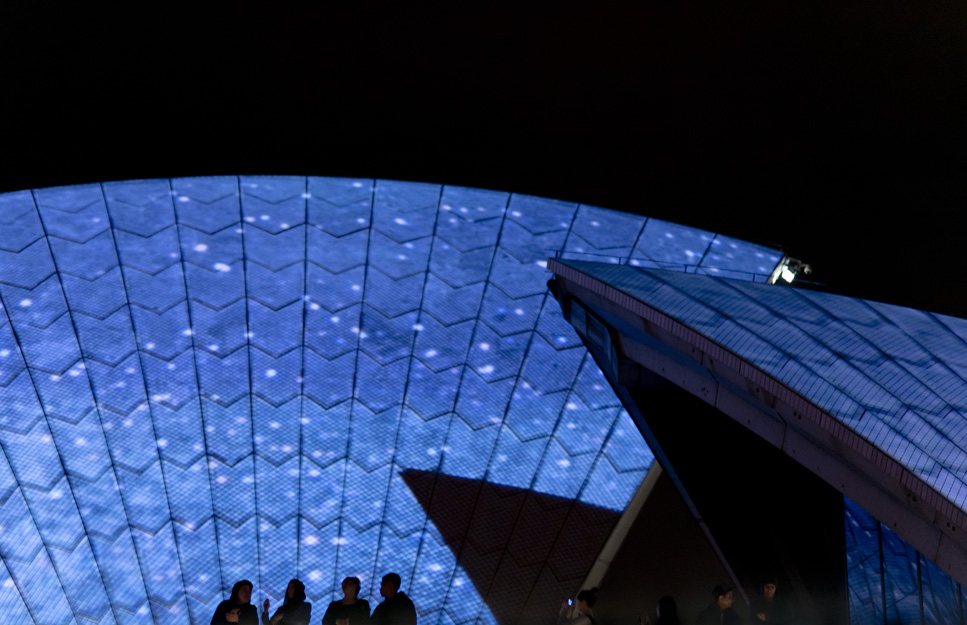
left=0, top=177, right=782, bottom=625
left=846, top=498, right=965, bottom=625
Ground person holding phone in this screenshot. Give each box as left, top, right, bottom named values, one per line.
left=261, top=579, right=311, bottom=625
left=558, top=587, right=598, bottom=625
left=212, top=580, right=259, bottom=625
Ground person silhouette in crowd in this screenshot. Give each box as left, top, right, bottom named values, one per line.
left=640, top=595, right=680, bottom=625
left=558, top=587, right=598, bottom=625
left=371, top=573, right=416, bottom=625
left=261, top=578, right=311, bottom=625
left=697, top=583, right=742, bottom=625
left=322, top=576, right=371, bottom=625
left=748, top=577, right=792, bottom=625
left=212, top=580, right=259, bottom=625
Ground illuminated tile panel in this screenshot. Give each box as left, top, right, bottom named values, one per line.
left=558, top=260, right=967, bottom=519
left=845, top=498, right=965, bottom=625
left=0, top=178, right=781, bottom=624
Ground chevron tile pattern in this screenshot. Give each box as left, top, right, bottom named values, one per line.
left=0, top=177, right=782, bottom=624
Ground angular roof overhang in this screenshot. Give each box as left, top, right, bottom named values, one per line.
left=548, top=258, right=967, bottom=587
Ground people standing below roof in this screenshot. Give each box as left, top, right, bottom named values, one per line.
left=322, top=576, right=371, bottom=625
left=261, top=579, right=311, bottom=625
left=558, top=587, right=599, bottom=625
left=370, top=573, right=416, bottom=625
left=748, top=578, right=792, bottom=625
left=212, top=580, right=259, bottom=625
left=696, top=583, right=742, bottom=625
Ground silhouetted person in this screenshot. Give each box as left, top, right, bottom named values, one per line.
left=558, top=587, right=598, bottom=625
left=212, top=580, right=259, bottom=625
left=261, top=579, right=311, bottom=625
left=371, top=573, right=416, bottom=625
left=641, top=595, right=681, bottom=625
left=322, top=576, right=371, bottom=625
left=697, top=584, right=741, bottom=625
left=748, top=579, right=791, bottom=625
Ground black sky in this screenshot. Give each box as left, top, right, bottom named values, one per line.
left=2, top=4, right=965, bottom=316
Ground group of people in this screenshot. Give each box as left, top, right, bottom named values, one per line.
left=695, top=580, right=792, bottom=625
left=211, top=574, right=789, bottom=625
left=557, top=579, right=790, bottom=625
left=635, top=580, right=791, bottom=625
left=210, top=573, right=417, bottom=625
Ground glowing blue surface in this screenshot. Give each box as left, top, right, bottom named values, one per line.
left=0, top=178, right=781, bottom=624
left=558, top=260, right=967, bottom=522
left=845, top=498, right=964, bottom=625
left=845, top=498, right=886, bottom=625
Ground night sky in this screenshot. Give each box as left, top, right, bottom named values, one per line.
left=2, top=3, right=965, bottom=316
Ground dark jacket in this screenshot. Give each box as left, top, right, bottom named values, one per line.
left=262, top=601, right=311, bottom=625
left=748, top=596, right=792, bottom=625
left=321, top=599, right=371, bottom=625
left=697, top=604, right=742, bottom=625
left=371, top=592, right=416, bottom=625
left=212, top=601, right=259, bottom=625
left=212, top=581, right=259, bottom=625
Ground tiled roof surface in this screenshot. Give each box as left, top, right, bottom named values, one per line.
left=558, top=260, right=967, bottom=520
left=0, top=177, right=781, bottom=624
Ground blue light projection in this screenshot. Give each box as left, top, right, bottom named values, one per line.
left=552, top=260, right=967, bottom=625
left=846, top=497, right=965, bottom=625
left=555, top=260, right=967, bottom=521
left=0, top=177, right=783, bottom=624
